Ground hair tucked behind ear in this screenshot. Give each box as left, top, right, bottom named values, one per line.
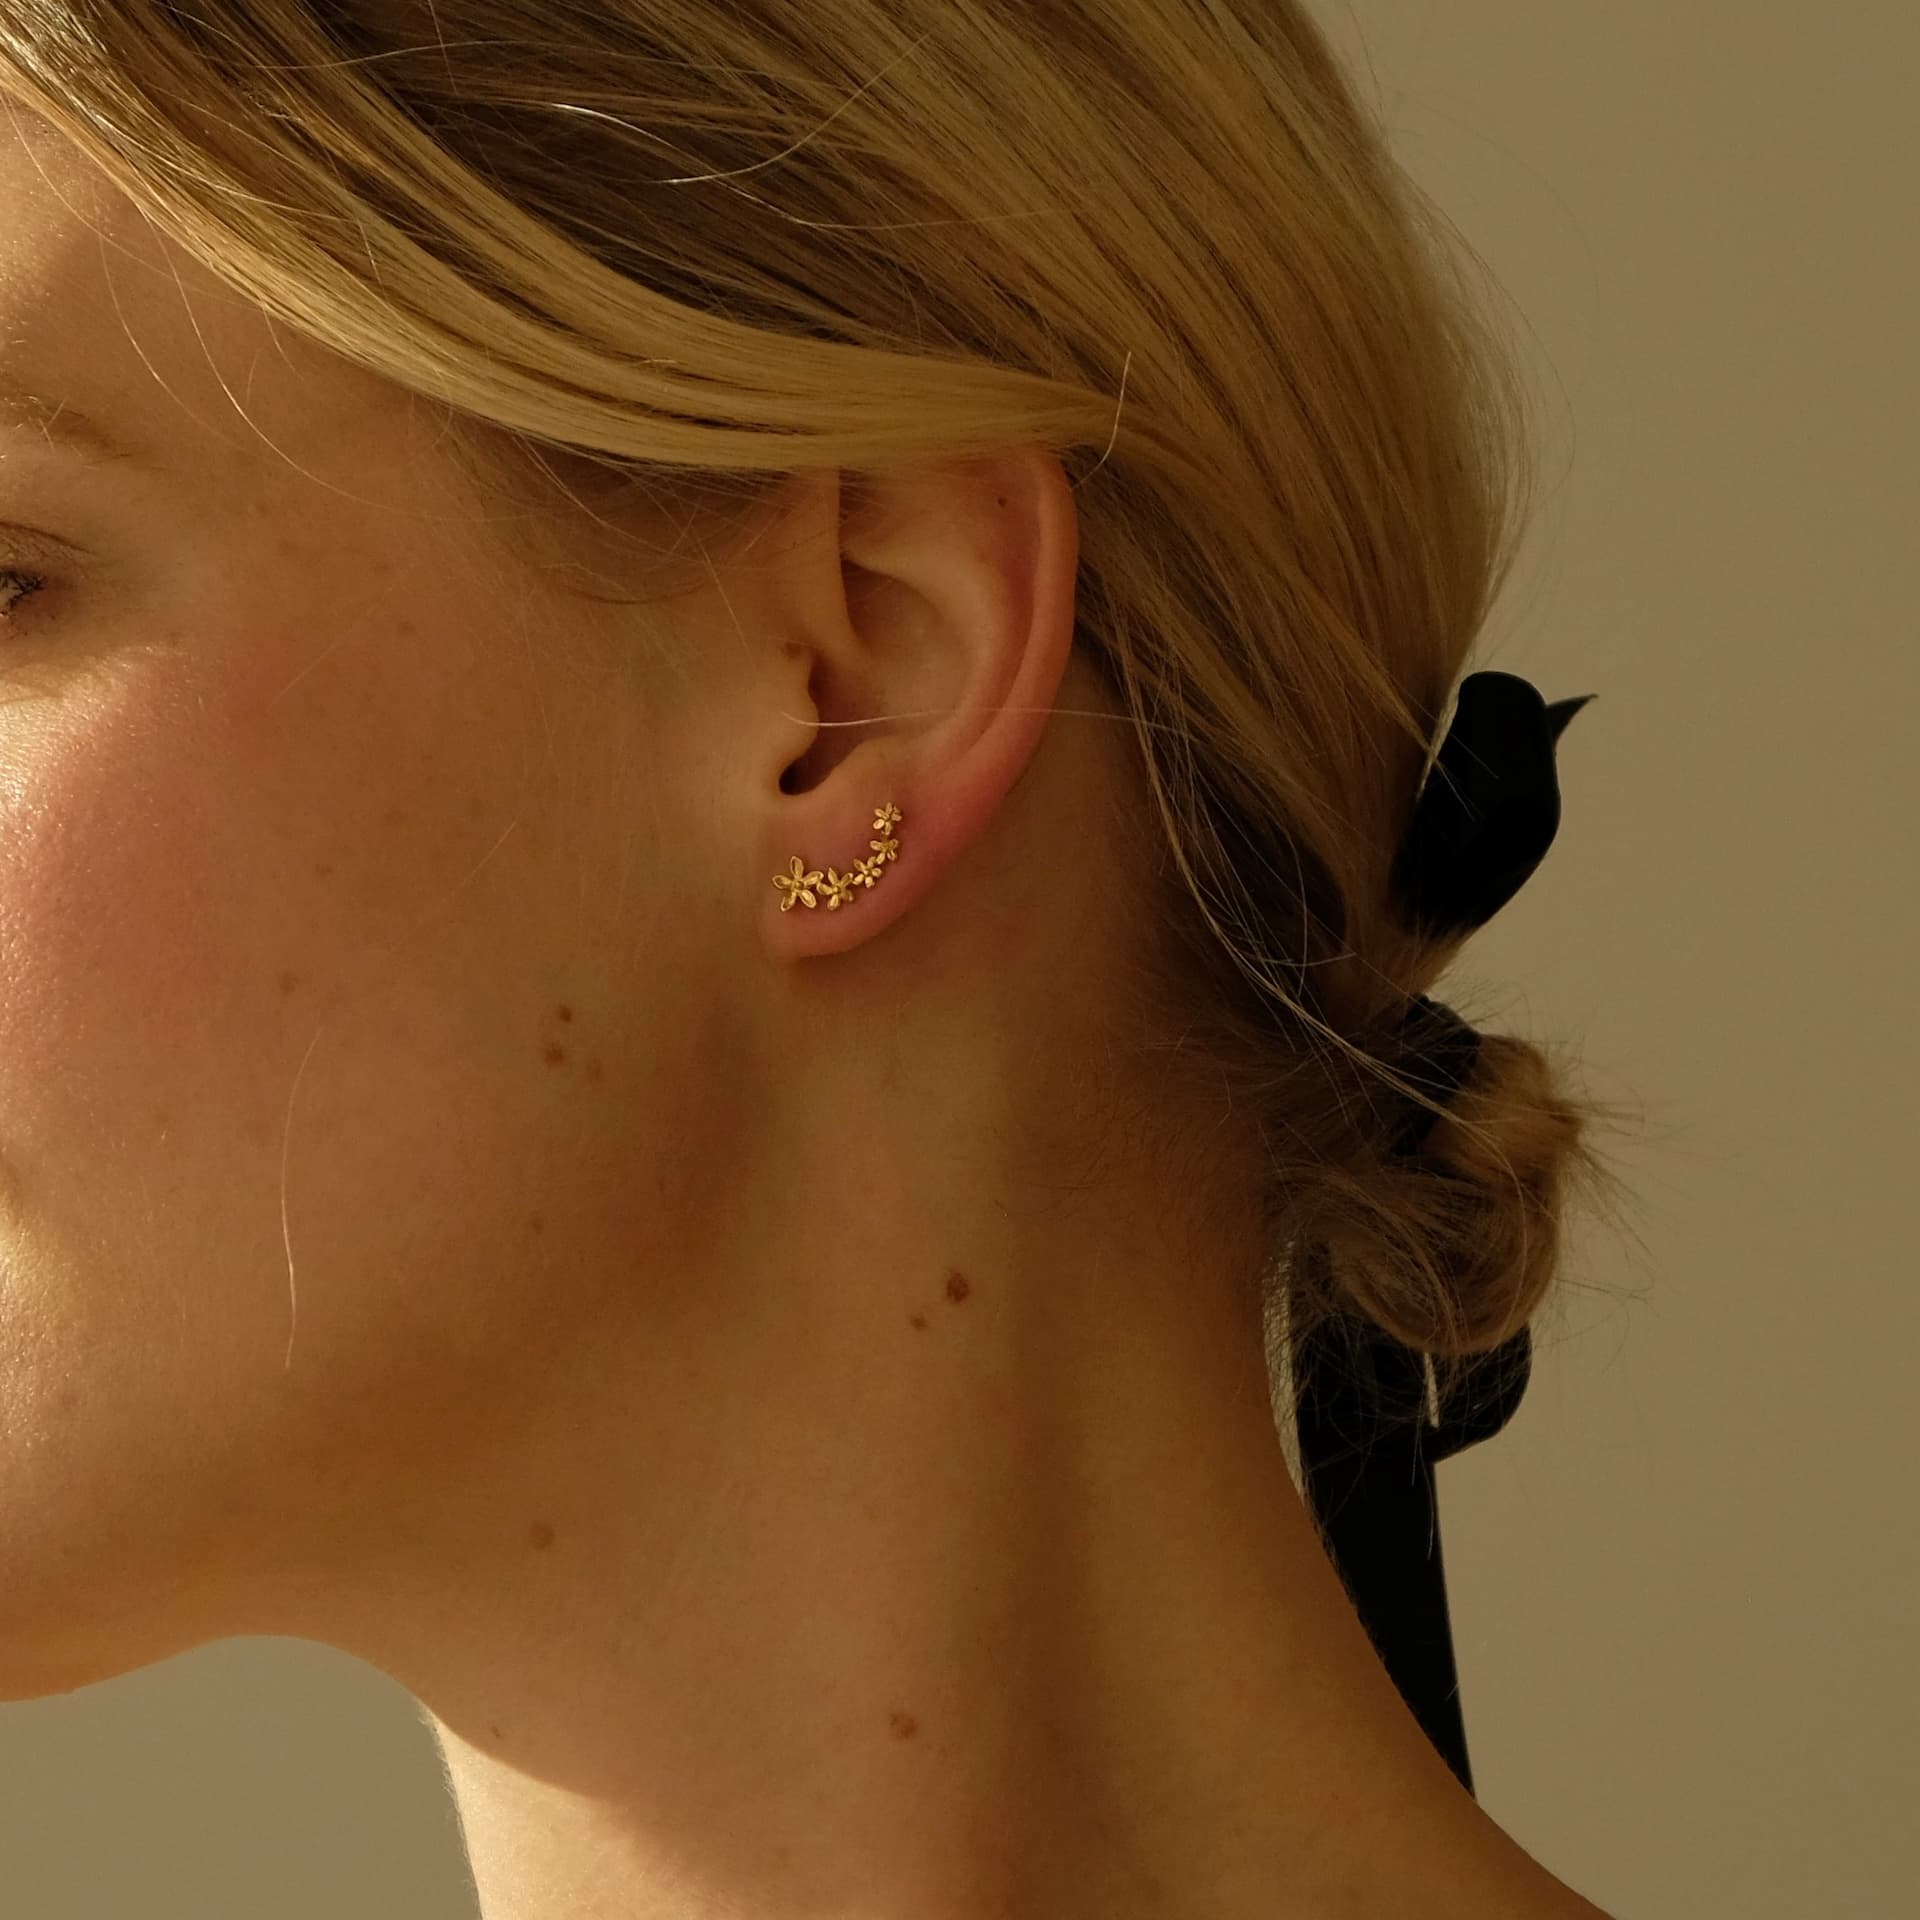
left=0, top=0, right=1645, bottom=1420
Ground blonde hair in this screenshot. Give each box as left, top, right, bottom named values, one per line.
left=1, top=0, right=1643, bottom=1418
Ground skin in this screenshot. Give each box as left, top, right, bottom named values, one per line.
left=0, top=97, right=1610, bottom=1920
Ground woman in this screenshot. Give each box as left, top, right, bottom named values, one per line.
left=0, top=5, right=1633, bottom=1915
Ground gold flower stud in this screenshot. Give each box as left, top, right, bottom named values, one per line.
left=774, top=804, right=904, bottom=912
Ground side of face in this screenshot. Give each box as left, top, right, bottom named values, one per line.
left=0, top=97, right=749, bottom=1698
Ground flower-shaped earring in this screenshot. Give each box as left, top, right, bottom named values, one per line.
left=773, top=803, right=903, bottom=912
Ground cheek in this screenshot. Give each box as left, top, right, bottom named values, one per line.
left=0, top=687, right=265, bottom=1155
left=0, top=624, right=511, bottom=1166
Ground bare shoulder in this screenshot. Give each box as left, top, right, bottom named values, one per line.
left=1330, top=1817, right=1615, bottom=1920
left=1402, top=1805, right=1616, bottom=1920
left=1478, top=1842, right=1617, bottom=1919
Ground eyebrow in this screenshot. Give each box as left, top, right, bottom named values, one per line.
left=0, top=375, right=148, bottom=467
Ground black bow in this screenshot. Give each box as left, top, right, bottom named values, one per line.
left=1380, top=672, right=1594, bottom=1156
left=1390, top=670, right=1596, bottom=939
left=1295, top=667, right=1594, bottom=1800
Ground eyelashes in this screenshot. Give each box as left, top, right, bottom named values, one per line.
left=0, top=567, right=48, bottom=624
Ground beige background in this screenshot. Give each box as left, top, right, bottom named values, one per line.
left=3, top=3, right=1914, bottom=1914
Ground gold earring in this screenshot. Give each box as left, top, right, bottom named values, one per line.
left=773, top=802, right=903, bottom=912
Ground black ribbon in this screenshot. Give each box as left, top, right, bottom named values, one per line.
left=1293, top=668, right=1593, bottom=1798
left=1390, top=671, right=1596, bottom=939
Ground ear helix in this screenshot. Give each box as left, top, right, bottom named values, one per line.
left=771, top=803, right=903, bottom=912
